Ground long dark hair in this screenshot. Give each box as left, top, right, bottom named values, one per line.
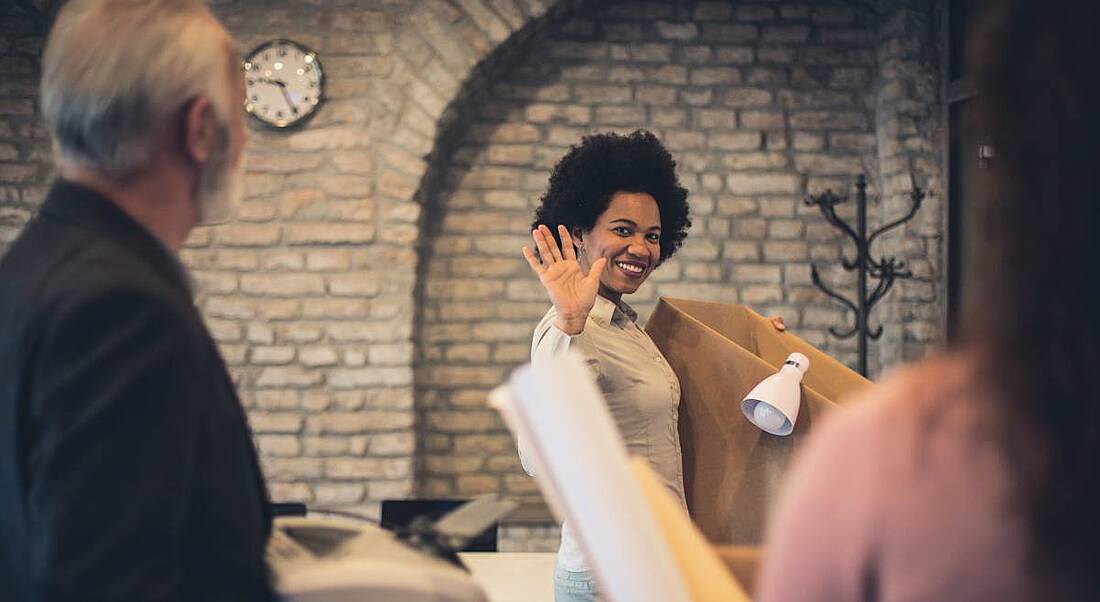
left=965, top=0, right=1099, bottom=592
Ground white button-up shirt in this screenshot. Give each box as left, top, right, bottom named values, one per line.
left=522, top=295, right=686, bottom=572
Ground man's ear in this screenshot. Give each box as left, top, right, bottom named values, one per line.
left=182, top=95, right=217, bottom=167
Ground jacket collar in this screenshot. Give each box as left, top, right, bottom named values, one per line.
left=37, top=179, right=194, bottom=297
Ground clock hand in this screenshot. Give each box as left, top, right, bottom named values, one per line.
left=277, top=87, right=297, bottom=114
left=256, top=77, right=286, bottom=88
left=256, top=78, right=298, bottom=115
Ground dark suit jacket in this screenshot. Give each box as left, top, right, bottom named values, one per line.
left=0, top=181, right=276, bottom=601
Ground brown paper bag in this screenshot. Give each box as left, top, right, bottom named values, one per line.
left=646, top=298, right=872, bottom=545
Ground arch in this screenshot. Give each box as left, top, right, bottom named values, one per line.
left=406, top=0, right=945, bottom=500
left=370, top=0, right=601, bottom=498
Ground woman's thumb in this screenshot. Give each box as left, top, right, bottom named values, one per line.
left=587, top=258, right=608, bottom=282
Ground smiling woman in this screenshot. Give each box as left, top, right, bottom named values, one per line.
left=518, top=130, right=691, bottom=602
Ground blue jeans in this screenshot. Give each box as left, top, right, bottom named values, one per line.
left=554, top=564, right=600, bottom=602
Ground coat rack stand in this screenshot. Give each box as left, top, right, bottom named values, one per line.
left=804, top=174, right=925, bottom=376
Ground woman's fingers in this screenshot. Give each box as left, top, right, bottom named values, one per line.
left=540, top=225, right=564, bottom=262
left=532, top=227, right=554, bottom=264
left=522, top=245, right=544, bottom=274
left=559, top=225, right=577, bottom=261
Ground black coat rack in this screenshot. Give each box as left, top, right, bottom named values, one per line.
left=804, top=174, right=924, bottom=376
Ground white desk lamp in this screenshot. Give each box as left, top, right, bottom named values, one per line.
left=740, top=352, right=809, bottom=436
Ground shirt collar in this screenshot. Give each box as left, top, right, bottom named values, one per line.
left=591, top=294, right=638, bottom=326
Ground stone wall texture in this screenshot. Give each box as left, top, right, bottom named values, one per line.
left=0, top=0, right=945, bottom=519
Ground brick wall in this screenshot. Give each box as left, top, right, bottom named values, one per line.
left=0, top=14, right=50, bottom=251
left=0, top=0, right=945, bottom=519
left=193, top=0, right=419, bottom=513
left=872, top=0, right=945, bottom=369
left=415, top=0, right=946, bottom=499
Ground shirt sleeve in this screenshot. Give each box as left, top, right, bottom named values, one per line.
left=517, top=321, right=602, bottom=477
left=24, top=287, right=206, bottom=602
left=756, top=399, right=882, bottom=602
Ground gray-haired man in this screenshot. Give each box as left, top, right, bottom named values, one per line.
left=0, top=1, right=275, bottom=600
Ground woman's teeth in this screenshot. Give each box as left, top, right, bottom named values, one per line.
left=616, top=261, right=644, bottom=274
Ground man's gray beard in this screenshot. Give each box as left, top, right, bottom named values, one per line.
left=194, top=129, right=243, bottom=225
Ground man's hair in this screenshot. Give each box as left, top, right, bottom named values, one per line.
left=41, top=0, right=235, bottom=178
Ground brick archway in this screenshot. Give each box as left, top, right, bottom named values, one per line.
left=408, top=0, right=946, bottom=502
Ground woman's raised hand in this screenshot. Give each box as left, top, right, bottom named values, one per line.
left=522, top=224, right=607, bottom=335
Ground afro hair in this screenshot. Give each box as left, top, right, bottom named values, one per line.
left=531, top=129, right=691, bottom=263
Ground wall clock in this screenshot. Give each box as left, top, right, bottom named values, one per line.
left=243, top=39, right=324, bottom=129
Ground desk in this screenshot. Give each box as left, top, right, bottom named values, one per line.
left=458, top=552, right=557, bottom=602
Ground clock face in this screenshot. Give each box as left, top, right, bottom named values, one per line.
left=243, top=40, right=324, bottom=128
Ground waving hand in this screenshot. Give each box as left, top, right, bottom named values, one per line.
left=522, top=225, right=607, bottom=335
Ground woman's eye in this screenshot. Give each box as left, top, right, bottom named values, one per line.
left=613, top=227, right=631, bottom=236
left=646, top=233, right=661, bottom=242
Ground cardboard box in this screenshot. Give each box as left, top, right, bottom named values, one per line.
left=646, top=298, right=873, bottom=546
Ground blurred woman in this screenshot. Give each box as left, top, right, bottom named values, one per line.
left=519, top=130, right=691, bottom=602
left=758, top=0, right=1100, bottom=599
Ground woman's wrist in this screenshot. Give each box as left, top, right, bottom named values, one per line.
left=554, top=313, right=588, bottom=336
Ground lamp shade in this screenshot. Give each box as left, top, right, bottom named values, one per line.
left=740, top=353, right=809, bottom=436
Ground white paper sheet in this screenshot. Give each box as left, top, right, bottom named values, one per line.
left=489, top=351, right=692, bottom=602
